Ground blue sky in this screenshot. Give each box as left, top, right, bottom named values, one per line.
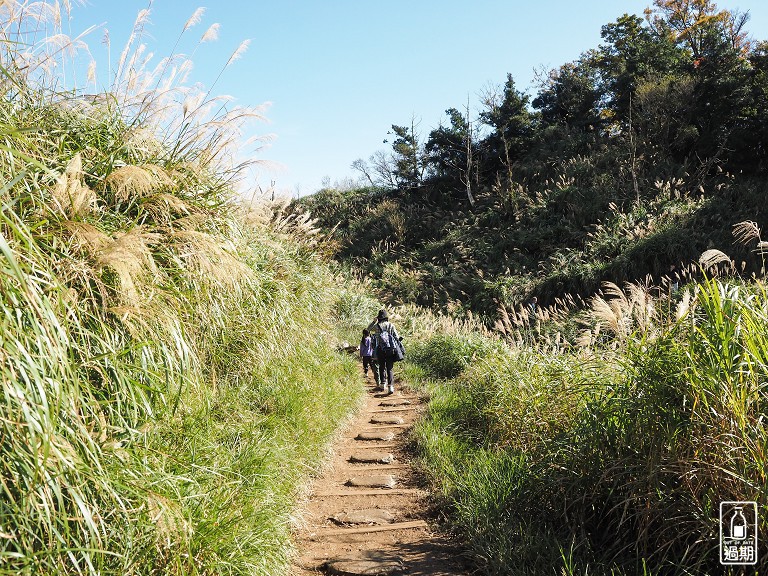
left=70, top=1, right=768, bottom=197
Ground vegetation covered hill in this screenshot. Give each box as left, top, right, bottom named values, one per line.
left=297, top=0, right=768, bottom=329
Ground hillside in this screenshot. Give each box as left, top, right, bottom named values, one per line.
left=296, top=1, right=768, bottom=328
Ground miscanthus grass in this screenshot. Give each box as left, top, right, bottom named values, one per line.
left=406, top=250, right=768, bottom=575
left=0, top=2, right=364, bottom=574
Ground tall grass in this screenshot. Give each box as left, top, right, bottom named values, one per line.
left=0, top=3, right=365, bottom=574
left=409, top=270, right=768, bottom=574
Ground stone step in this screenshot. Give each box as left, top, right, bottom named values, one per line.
left=348, top=452, right=394, bottom=464
left=370, top=415, right=405, bottom=425
left=325, top=554, right=403, bottom=575
left=345, top=475, right=396, bottom=489
left=369, top=406, right=418, bottom=413
left=346, top=443, right=397, bottom=450
left=344, top=464, right=408, bottom=471
left=379, top=399, right=412, bottom=407
left=355, top=431, right=396, bottom=442
left=331, top=509, right=395, bottom=525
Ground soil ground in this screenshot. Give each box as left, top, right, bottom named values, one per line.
left=289, top=369, right=470, bottom=576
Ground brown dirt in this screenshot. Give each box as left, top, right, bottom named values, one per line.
left=289, top=371, right=470, bottom=576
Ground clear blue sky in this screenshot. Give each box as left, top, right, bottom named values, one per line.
left=70, top=0, right=768, bottom=197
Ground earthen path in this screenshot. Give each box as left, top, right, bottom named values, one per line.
left=290, top=373, right=468, bottom=576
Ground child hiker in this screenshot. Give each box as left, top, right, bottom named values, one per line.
left=359, top=329, right=379, bottom=387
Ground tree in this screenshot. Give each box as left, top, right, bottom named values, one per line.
left=598, top=13, right=685, bottom=126
left=425, top=108, right=469, bottom=180
left=648, top=0, right=737, bottom=59
left=479, top=74, right=535, bottom=180
left=389, top=118, right=427, bottom=190
left=647, top=0, right=754, bottom=167
left=351, top=151, right=398, bottom=189
left=532, top=53, right=603, bottom=133
left=425, top=103, right=479, bottom=205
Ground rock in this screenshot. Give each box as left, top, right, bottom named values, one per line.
left=379, top=398, right=411, bottom=407
left=345, top=475, right=396, bottom=489
left=356, top=431, right=395, bottom=442
left=326, top=554, right=403, bottom=575
left=349, top=452, right=394, bottom=464
left=370, top=415, right=404, bottom=425
left=332, top=509, right=395, bottom=525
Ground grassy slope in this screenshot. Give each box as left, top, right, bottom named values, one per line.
left=296, top=160, right=767, bottom=324
left=0, top=58, right=373, bottom=576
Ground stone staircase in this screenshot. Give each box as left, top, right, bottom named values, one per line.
left=291, top=379, right=466, bottom=575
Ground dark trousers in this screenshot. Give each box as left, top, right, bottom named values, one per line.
left=363, top=356, right=380, bottom=385
left=376, top=356, right=395, bottom=390
left=362, top=356, right=374, bottom=374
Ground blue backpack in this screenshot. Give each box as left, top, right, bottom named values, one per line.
left=377, top=325, right=396, bottom=358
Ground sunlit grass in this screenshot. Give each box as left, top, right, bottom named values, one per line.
left=408, top=274, right=768, bottom=575
left=0, top=3, right=366, bottom=574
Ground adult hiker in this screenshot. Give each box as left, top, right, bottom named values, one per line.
left=371, top=309, right=403, bottom=395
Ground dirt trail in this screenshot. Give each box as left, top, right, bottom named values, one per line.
left=290, top=373, right=469, bottom=576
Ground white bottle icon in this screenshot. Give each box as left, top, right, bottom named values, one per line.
left=731, top=506, right=747, bottom=540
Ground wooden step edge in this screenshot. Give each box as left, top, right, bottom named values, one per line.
left=342, top=464, right=409, bottom=471
left=344, top=443, right=397, bottom=450
left=313, top=520, right=429, bottom=536
left=312, top=488, right=423, bottom=497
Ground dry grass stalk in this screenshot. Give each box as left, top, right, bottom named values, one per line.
left=586, top=281, right=657, bottom=341
left=51, top=153, right=97, bottom=217
left=105, top=164, right=172, bottom=202
left=142, top=193, right=192, bottom=224
left=147, top=493, right=190, bottom=547
left=699, top=248, right=733, bottom=270
left=732, top=221, right=761, bottom=246
left=169, top=228, right=253, bottom=288
left=96, top=226, right=160, bottom=305
left=61, top=220, right=111, bottom=254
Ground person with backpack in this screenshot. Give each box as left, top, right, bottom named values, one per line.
left=370, top=309, right=403, bottom=395
left=359, top=328, right=380, bottom=388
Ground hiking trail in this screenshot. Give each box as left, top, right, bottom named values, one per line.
left=290, top=371, right=468, bottom=575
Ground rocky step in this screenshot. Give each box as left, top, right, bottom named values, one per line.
left=369, top=415, right=405, bottom=425
left=319, top=520, right=429, bottom=537
left=331, top=508, right=395, bottom=525
left=348, top=451, right=394, bottom=464
left=379, top=398, right=412, bottom=407
left=313, top=488, right=422, bottom=497
left=325, top=553, right=403, bottom=575
left=370, top=406, right=418, bottom=413
left=345, top=475, right=396, bottom=489
left=355, top=431, right=396, bottom=442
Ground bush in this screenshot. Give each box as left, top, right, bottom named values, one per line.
left=410, top=333, right=500, bottom=379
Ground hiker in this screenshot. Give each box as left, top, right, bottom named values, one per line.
left=371, top=309, right=403, bottom=395
left=359, top=328, right=379, bottom=387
